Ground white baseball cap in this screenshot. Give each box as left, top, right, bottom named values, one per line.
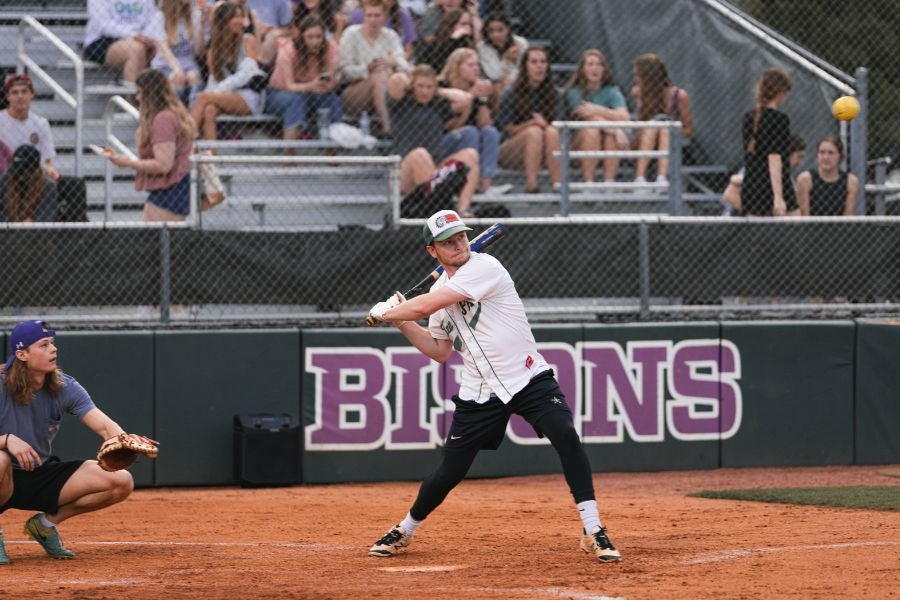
left=423, top=210, right=472, bottom=245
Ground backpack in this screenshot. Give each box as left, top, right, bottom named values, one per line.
left=56, top=175, right=88, bottom=221
left=400, top=159, right=470, bottom=218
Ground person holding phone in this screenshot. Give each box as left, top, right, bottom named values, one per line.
left=265, top=13, right=342, bottom=145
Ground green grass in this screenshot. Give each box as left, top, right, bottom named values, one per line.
left=688, top=486, right=900, bottom=511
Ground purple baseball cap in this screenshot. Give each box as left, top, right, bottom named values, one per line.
left=5, top=320, right=56, bottom=372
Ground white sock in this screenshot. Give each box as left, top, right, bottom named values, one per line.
left=399, top=512, right=423, bottom=536
left=39, top=513, right=56, bottom=528
left=577, top=500, right=602, bottom=533
left=634, top=176, right=647, bottom=183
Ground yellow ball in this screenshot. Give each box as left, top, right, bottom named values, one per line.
left=832, top=95, right=860, bottom=121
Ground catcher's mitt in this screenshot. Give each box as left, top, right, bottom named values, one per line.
left=97, top=433, right=159, bottom=472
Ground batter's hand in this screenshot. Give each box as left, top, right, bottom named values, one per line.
left=6, top=434, right=42, bottom=471
left=368, top=291, right=406, bottom=323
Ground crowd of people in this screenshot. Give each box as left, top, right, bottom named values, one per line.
left=0, top=0, right=861, bottom=221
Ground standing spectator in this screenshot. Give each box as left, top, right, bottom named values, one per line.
left=476, top=12, right=527, bottom=106
left=741, top=68, right=795, bottom=216
left=349, top=0, right=417, bottom=58
left=796, top=135, right=859, bottom=216
left=630, top=53, right=693, bottom=186
left=82, top=0, right=159, bottom=84
left=296, top=0, right=349, bottom=43
left=415, top=8, right=474, bottom=73
left=388, top=65, right=479, bottom=216
left=265, top=14, right=342, bottom=143
left=105, top=69, right=199, bottom=221
left=564, top=49, right=630, bottom=184
left=148, top=0, right=206, bottom=103
left=0, top=145, right=58, bottom=222
left=338, top=0, right=410, bottom=136
left=247, top=0, right=294, bottom=64
left=439, top=48, right=505, bottom=194
left=495, top=46, right=561, bottom=193
left=722, top=132, right=806, bottom=216
left=418, top=0, right=480, bottom=46
left=0, top=74, right=60, bottom=182
left=190, top=2, right=264, bottom=144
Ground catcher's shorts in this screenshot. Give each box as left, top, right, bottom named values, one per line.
left=445, top=369, right=570, bottom=451
left=0, top=457, right=84, bottom=514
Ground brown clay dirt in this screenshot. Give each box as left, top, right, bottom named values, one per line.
left=2, top=465, right=898, bottom=599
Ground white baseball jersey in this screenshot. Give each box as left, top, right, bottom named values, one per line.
left=428, top=252, right=549, bottom=403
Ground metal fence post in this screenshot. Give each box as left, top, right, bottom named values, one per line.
left=639, top=221, right=651, bottom=320
left=851, top=67, right=868, bottom=215
left=559, top=125, right=571, bottom=217
left=160, top=226, right=172, bottom=324
left=667, top=124, right=683, bottom=216
left=874, top=158, right=888, bottom=216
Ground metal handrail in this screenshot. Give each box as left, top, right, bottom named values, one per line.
left=17, top=15, right=84, bottom=176
left=103, top=95, right=139, bottom=222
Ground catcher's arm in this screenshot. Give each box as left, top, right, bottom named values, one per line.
left=81, top=407, right=126, bottom=441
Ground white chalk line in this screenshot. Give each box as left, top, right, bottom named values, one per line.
left=378, top=564, right=468, bottom=572
left=685, top=540, right=900, bottom=564
left=4, top=540, right=353, bottom=550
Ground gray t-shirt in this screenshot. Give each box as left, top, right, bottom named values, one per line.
left=0, top=373, right=96, bottom=468
left=0, top=110, right=57, bottom=162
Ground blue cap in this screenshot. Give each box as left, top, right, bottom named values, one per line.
left=4, top=320, right=56, bottom=372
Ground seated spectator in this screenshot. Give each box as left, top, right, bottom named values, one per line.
left=248, top=0, right=296, bottom=64
left=0, top=74, right=60, bottom=182
left=796, top=135, right=859, bottom=216
left=190, top=2, right=264, bottom=145
left=439, top=48, right=506, bottom=194
left=104, top=69, right=199, bottom=221
left=82, top=0, right=159, bottom=84
left=564, top=49, right=630, bottom=184
left=630, top=53, right=693, bottom=186
left=148, top=0, right=206, bottom=103
left=349, top=0, right=417, bottom=58
left=495, top=46, right=562, bottom=193
left=418, top=0, right=480, bottom=46
left=296, top=0, right=349, bottom=44
left=0, top=145, right=57, bottom=222
left=0, top=140, right=12, bottom=175
left=265, top=14, right=341, bottom=144
left=388, top=65, right=479, bottom=216
left=415, top=8, right=475, bottom=73
left=475, top=12, right=527, bottom=106
left=722, top=132, right=805, bottom=216
left=338, top=0, right=410, bottom=136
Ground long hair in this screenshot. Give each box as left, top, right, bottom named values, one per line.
left=3, top=165, right=44, bottom=222
left=1, top=359, right=64, bottom=406
left=158, top=0, right=194, bottom=47
left=565, top=48, right=615, bottom=102
left=481, top=12, right=513, bottom=55
left=747, top=67, right=792, bottom=154
left=634, top=53, right=672, bottom=121
left=439, top=47, right=478, bottom=90
left=135, top=69, right=197, bottom=148
left=433, top=9, right=470, bottom=49
left=511, top=46, right=557, bottom=123
left=295, top=0, right=337, bottom=34
left=291, top=14, right=328, bottom=76
left=209, top=2, right=243, bottom=82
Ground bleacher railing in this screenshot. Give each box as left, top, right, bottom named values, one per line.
left=103, top=94, right=139, bottom=222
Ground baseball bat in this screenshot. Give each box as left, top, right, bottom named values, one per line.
left=365, top=223, right=507, bottom=326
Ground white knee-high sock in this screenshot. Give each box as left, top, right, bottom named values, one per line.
left=577, top=500, right=602, bottom=533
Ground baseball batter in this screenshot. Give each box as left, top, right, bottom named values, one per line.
left=366, top=210, right=621, bottom=563
left=0, top=320, right=137, bottom=563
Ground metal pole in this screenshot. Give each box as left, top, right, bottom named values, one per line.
left=559, top=125, right=571, bottom=217
left=874, top=158, right=887, bottom=216
left=851, top=67, right=868, bottom=215
left=639, top=222, right=650, bottom=320
left=667, top=125, right=683, bottom=216
left=159, top=227, right=172, bottom=324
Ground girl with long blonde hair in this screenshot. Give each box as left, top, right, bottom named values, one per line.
left=149, top=0, right=206, bottom=101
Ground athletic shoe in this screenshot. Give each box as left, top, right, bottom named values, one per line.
left=368, top=524, right=411, bottom=557
left=580, top=526, right=622, bottom=563
left=23, top=514, right=75, bottom=559
left=0, top=531, right=10, bottom=565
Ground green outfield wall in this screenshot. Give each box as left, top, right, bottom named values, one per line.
left=32, top=320, right=899, bottom=486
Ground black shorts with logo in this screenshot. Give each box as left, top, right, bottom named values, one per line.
left=445, top=370, right=570, bottom=451
left=0, top=457, right=84, bottom=514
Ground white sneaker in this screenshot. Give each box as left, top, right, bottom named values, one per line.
left=479, top=184, right=513, bottom=196
left=369, top=525, right=412, bottom=557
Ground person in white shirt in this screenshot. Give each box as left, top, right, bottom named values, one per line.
left=338, top=0, right=409, bottom=136
left=365, top=209, right=622, bottom=564
left=82, top=0, right=159, bottom=84
left=0, top=74, right=59, bottom=182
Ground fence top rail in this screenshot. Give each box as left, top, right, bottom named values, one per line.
left=191, top=154, right=402, bottom=165
left=553, top=120, right=683, bottom=130
left=0, top=221, right=192, bottom=230
left=397, top=215, right=900, bottom=227
left=196, top=139, right=392, bottom=150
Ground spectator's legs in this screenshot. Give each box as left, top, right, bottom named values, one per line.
left=499, top=125, right=543, bottom=191
left=441, top=125, right=479, bottom=161
left=445, top=147, right=480, bottom=216
left=370, top=68, right=391, bottom=135
left=634, top=128, right=659, bottom=180
left=657, top=128, right=670, bottom=179
left=103, top=39, right=149, bottom=84
left=544, top=126, right=561, bottom=185
left=400, top=148, right=436, bottom=196
left=478, top=125, right=501, bottom=192
left=601, top=131, right=621, bottom=182
left=341, top=79, right=374, bottom=119
left=191, top=91, right=251, bottom=143
left=326, top=93, right=343, bottom=123
left=573, top=128, right=600, bottom=184
left=144, top=202, right=186, bottom=222
left=264, top=89, right=308, bottom=142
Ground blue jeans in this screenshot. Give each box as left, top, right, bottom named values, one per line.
left=264, top=88, right=343, bottom=130
left=442, top=125, right=500, bottom=179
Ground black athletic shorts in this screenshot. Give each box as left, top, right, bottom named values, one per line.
left=444, top=370, right=570, bottom=451
left=0, top=457, right=84, bottom=514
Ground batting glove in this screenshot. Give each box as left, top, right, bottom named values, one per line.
left=368, top=291, right=406, bottom=322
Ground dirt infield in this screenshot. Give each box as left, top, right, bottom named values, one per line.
left=2, top=465, right=898, bottom=599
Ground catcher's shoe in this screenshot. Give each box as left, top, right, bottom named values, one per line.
left=24, top=514, right=75, bottom=559
left=368, top=524, right=411, bottom=557
left=580, top=526, right=622, bottom=563
left=0, top=530, right=10, bottom=565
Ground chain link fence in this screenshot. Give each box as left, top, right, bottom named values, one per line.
left=1, top=0, right=899, bottom=327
